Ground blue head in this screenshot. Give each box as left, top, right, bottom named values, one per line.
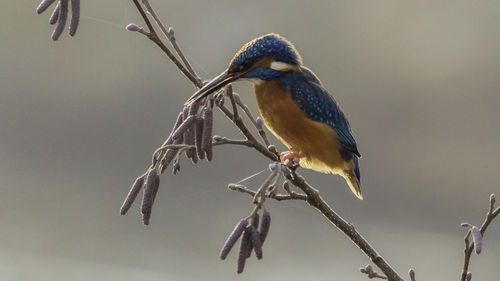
left=186, top=33, right=302, bottom=105
left=229, top=33, right=302, bottom=81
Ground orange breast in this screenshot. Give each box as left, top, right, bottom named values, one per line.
left=254, top=81, right=346, bottom=174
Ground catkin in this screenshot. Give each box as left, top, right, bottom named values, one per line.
left=202, top=106, right=213, bottom=161
left=141, top=170, right=160, bottom=225
left=220, top=219, right=248, bottom=260
left=259, top=211, right=271, bottom=244
left=171, top=115, right=195, bottom=141
left=120, top=176, right=144, bottom=215
left=48, top=2, right=60, bottom=24
left=52, top=0, right=68, bottom=41
left=195, top=117, right=205, bottom=160
left=37, top=0, right=57, bottom=14
left=250, top=227, right=263, bottom=259
left=237, top=228, right=252, bottom=274
left=69, top=0, right=79, bottom=36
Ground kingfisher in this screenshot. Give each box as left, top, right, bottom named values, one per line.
left=186, top=33, right=362, bottom=199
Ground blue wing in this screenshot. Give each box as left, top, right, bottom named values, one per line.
left=281, top=69, right=360, bottom=157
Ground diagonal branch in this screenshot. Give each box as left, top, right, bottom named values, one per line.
left=141, top=0, right=202, bottom=85
left=130, top=0, right=203, bottom=88
left=288, top=170, right=404, bottom=281
left=460, top=194, right=499, bottom=281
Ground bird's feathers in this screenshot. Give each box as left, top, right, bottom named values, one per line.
left=230, top=33, right=302, bottom=69
left=281, top=70, right=360, bottom=157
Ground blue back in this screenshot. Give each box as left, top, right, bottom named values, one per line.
left=279, top=70, right=360, bottom=159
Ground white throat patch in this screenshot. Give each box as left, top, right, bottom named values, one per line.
left=243, top=78, right=264, bottom=85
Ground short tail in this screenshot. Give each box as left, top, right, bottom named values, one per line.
left=344, top=156, right=362, bottom=200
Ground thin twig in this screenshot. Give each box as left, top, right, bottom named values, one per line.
left=233, top=96, right=271, bottom=147
left=130, top=0, right=203, bottom=88
left=140, top=0, right=202, bottom=85
left=226, top=85, right=239, bottom=121
left=288, top=170, right=404, bottom=281
left=216, top=103, right=278, bottom=161
left=360, top=264, right=388, bottom=280
left=153, top=144, right=194, bottom=159
left=228, top=183, right=307, bottom=201
left=212, top=137, right=252, bottom=147
left=460, top=195, right=499, bottom=281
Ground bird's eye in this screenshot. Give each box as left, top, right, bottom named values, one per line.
left=230, top=64, right=245, bottom=73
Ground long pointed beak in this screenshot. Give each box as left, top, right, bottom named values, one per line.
left=185, top=69, right=243, bottom=106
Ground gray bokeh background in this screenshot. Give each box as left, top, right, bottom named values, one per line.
left=1, top=1, right=499, bottom=280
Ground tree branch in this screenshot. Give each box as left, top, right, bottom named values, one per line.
left=460, top=194, right=499, bottom=281
left=288, top=170, right=404, bottom=281
left=130, top=0, right=203, bottom=88
left=216, top=102, right=278, bottom=161
left=228, top=182, right=307, bottom=202
left=140, top=0, right=202, bottom=85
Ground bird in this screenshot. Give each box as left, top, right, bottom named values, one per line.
left=186, top=33, right=362, bottom=199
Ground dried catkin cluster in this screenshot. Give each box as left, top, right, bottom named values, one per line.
left=220, top=211, right=271, bottom=273
left=120, top=98, right=215, bottom=225
left=36, top=0, right=80, bottom=40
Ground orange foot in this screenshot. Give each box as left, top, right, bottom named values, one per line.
left=280, top=151, right=304, bottom=167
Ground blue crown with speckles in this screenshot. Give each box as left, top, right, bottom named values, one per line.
left=229, top=34, right=302, bottom=68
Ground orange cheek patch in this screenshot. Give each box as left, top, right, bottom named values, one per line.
left=253, top=57, right=274, bottom=68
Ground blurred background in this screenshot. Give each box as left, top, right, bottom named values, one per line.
left=1, top=1, right=499, bottom=280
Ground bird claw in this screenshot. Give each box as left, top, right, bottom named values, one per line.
left=280, top=151, right=303, bottom=167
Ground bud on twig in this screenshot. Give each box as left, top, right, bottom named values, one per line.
left=365, top=264, right=372, bottom=272
left=471, top=226, right=482, bottom=254
left=490, top=193, right=496, bottom=213
left=267, top=145, right=277, bottom=154
left=255, top=117, right=263, bottom=130
left=126, top=23, right=140, bottom=32
left=220, top=219, right=248, bottom=260
left=409, top=268, right=416, bottom=281
left=232, top=92, right=241, bottom=104
left=269, top=162, right=286, bottom=172
left=167, top=26, right=174, bottom=37
left=228, top=183, right=247, bottom=192
left=466, top=271, right=472, bottom=281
